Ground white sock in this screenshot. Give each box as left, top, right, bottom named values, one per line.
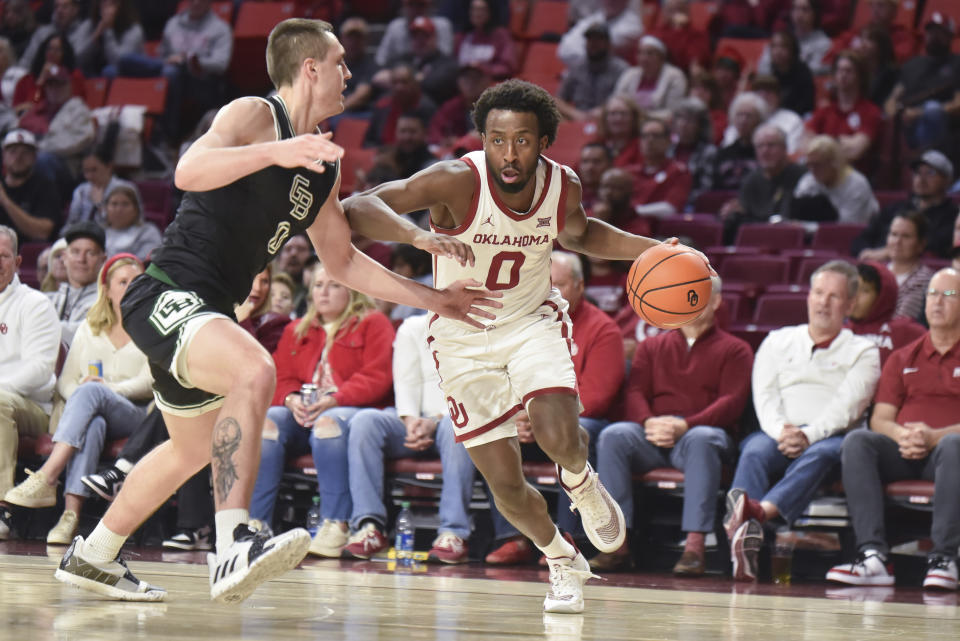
left=81, top=522, right=127, bottom=564
left=560, top=463, right=589, bottom=489
left=215, top=508, right=250, bottom=555
left=537, top=527, right=577, bottom=561
left=115, top=459, right=134, bottom=474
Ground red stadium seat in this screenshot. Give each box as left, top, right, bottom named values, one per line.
left=885, top=479, right=934, bottom=507
left=796, top=255, right=854, bottom=284
left=692, top=190, right=737, bottom=214
left=780, top=248, right=839, bottom=281
left=810, top=223, right=866, bottom=255
left=658, top=214, right=723, bottom=250
left=229, top=2, right=297, bottom=93
left=852, top=0, right=917, bottom=30
left=548, top=120, right=595, bottom=167
left=735, top=223, right=805, bottom=251
left=339, top=148, right=377, bottom=196
left=715, top=38, right=769, bottom=72
left=106, top=77, right=168, bottom=114
left=520, top=41, right=565, bottom=78
left=84, top=77, right=109, bottom=108
left=728, top=324, right=770, bottom=352
left=719, top=254, right=790, bottom=298
left=524, top=0, right=570, bottom=40
left=753, top=292, right=809, bottom=326
left=333, top=117, right=369, bottom=148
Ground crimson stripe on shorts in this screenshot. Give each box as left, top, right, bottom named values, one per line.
left=522, top=387, right=578, bottom=407
left=454, top=403, right=524, bottom=443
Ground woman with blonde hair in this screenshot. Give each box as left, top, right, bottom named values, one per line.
left=3, top=253, right=151, bottom=544
left=792, top=134, right=879, bottom=225
left=39, top=237, right=68, bottom=292
left=250, top=262, right=395, bottom=558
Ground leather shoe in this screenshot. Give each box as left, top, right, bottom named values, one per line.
left=672, top=550, right=706, bottom=576
left=485, top=536, right=535, bottom=565
left=589, top=541, right=632, bottom=571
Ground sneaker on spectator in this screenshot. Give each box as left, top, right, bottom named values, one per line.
left=343, top=522, right=388, bottom=559
left=308, top=519, right=349, bottom=558
left=208, top=524, right=310, bottom=604
left=4, top=469, right=56, bottom=508
left=731, top=519, right=763, bottom=581
left=543, top=550, right=599, bottom=614
left=923, top=556, right=958, bottom=591
left=723, top=488, right=747, bottom=543
left=428, top=531, right=468, bottom=564
left=163, top=525, right=213, bottom=551
left=47, top=510, right=79, bottom=545
left=826, top=549, right=895, bottom=586
left=557, top=463, right=626, bottom=553
left=81, top=467, right=125, bottom=502
left=0, top=507, right=11, bottom=540
left=55, top=536, right=166, bottom=601
left=485, top=535, right=535, bottom=565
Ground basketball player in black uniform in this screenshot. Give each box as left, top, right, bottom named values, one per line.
left=55, top=19, right=500, bottom=604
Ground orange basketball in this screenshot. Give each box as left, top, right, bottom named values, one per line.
left=627, top=244, right=713, bottom=329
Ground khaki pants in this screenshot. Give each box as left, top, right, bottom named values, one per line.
left=0, top=388, right=50, bottom=496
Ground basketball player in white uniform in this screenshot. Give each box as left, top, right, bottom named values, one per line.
left=344, top=80, right=698, bottom=613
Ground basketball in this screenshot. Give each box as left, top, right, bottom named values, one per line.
left=627, top=244, right=713, bottom=329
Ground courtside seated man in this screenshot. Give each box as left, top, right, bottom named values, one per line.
left=55, top=18, right=500, bottom=604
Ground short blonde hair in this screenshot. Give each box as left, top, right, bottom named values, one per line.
left=266, top=18, right=335, bottom=89
left=806, top=135, right=847, bottom=171
left=294, top=261, right=375, bottom=341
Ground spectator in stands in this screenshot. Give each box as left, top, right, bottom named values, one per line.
left=584, top=169, right=632, bottom=314
left=725, top=75, right=803, bottom=154
left=39, top=237, right=68, bottom=293
left=856, top=151, right=958, bottom=261
left=102, top=183, right=161, bottom=260
left=714, top=0, right=789, bottom=39
left=1, top=129, right=62, bottom=245
left=18, top=0, right=85, bottom=70
left=377, top=0, right=455, bottom=68
left=829, top=0, right=919, bottom=64
left=689, top=71, right=730, bottom=145
left=274, top=233, right=312, bottom=315
left=594, top=95, right=642, bottom=168
left=847, top=261, right=925, bottom=365
left=0, top=224, right=60, bottom=540
left=649, top=0, right=711, bottom=73
left=454, top=0, right=516, bottom=80
left=791, top=135, right=878, bottom=225
left=339, top=18, right=380, bottom=116
left=712, top=92, right=766, bottom=192
left=269, top=271, right=295, bottom=319
left=365, top=63, right=437, bottom=149
left=627, top=117, right=692, bottom=224
left=344, top=313, right=475, bottom=562
left=805, top=51, right=883, bottom=170
left=66, top=137, right=133, bottom=227
left=383, top=112, right=438, bottom=179
left=884, top=211, right=935, bottom=321
left=378, top=243, right=432, bottom=324
left=428, top=63, right=490, bottom=149
left=671, top=98, right=718, bottom=210
left=595, top=277, right=752, bottom=574
left=486, top=252, right=624, bottom=564
left=49, top=221, right=105, bottom=346
left=884, top=12, right=960, bottom=152
left=827, top=268, right=960, bottom=591
left=116, top=0, right=232, bottom=143
left=3, top=253, right=149, bottom=544
left=578, top=142, right=613, bottom=212
left=75, top=0, right=145, bottom=77
left=13, top=33, right=85, bottom=112
left=0, top=38, right=19, bottom=127
left=758, top=0, right=831, bottom=76
left=711, top=52, right=745, bottom=115
left=558, top=0, right=643, bottom=67
left=251, top=263, right=395, bottom=557
left=720, top=123, right=805, bottom=243
left=235, top=265, right=287, bottom=357
left=594, top=165, right=649, bottom=235
left=0, top=0, right=36, bottom=61
left=767, top=29, right=816, bottom=116
left=724, top=260, right=880, bottom=581
left=556, top=22, right=628, bottom=123
left=613, top=36, right=687, bottom=120
left=401, top=16, right=460, bottom=107
left=855, top=25, right=899, bottom=108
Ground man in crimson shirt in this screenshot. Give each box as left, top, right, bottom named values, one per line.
left=594, top=277, right=753, bottom=574
left=828, top=268, right=960, bottom=591
left=627, top=118, right=692, bottom=221
left=649, top=0, right=711, bottom=73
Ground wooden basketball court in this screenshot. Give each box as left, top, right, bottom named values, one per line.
left=1, top=545, right=958, bottom=640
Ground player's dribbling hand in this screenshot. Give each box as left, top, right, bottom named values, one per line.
left=412, top=230, right=476, bottom=267
left=436, top=279, right=503, bottom=329
left=275, top=132, right=344, bottom=173
left=660, top=238, right=714, bottom=275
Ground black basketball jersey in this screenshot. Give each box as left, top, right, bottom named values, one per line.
left=149, top=95, right=339, bottom=313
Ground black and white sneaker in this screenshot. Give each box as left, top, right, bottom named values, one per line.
left=163, top=525, right=213, bottom=551
left=207, top=524, right=311, bottom=604
left=54, top=536, right=166, bottom=601
left=81, top=467, right=126, bottom=502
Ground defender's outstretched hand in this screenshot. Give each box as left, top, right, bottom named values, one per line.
left=412, top=230, right=477, bottom=267
left=273, top=132, right=344, bottom=173
left=436, top=279, right=503, bottom=329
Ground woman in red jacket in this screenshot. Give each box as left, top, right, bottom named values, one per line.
left=250, top=262, right=395, bottom=558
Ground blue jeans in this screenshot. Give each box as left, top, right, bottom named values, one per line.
left=597, top=422, right=735, bottom=533
left=250, top=405, right=358, bottom=525
left=347, top=408, right=475, bottom=538
left=731, top=430, right=844, bottom=524
left=52, top=382, right=146, bottom=497
left=490, top=418, right=609, bottom=541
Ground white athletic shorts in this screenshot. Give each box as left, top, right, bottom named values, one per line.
left=427, top=289, right=580, bottom=448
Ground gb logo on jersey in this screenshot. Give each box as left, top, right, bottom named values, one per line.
left=149, top=291, right=203, bottom=335
left=268, top=222, right=291, bottom=255
left=288, top=174, right=313, bottom=220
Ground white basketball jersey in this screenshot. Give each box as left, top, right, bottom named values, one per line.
left=433, top=150, right=569, bottom=329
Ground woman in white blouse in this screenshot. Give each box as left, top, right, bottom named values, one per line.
left=2, top=253, right=151, bottom=544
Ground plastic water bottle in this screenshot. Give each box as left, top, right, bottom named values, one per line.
left=305, top=496, right=322, bottom=537
left=395, top=501, right=414, bottom=566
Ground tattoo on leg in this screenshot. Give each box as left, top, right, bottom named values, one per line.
left=212, top=417, right=242, bottom=504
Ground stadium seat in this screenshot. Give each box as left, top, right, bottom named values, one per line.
left=688, top=2, right=718, bottom=32
left=657, top=214, right=723, bottom=250
left=106, top=77, right=168, bottom=114
left=885, top=479, right=934, bottom=508
left=728, top=324, right=770, bottom=352
left=719, top=254, right=790, bottom=298
left=17, top=241, right=49, bottom=288
left=852, top=0, right=917, bottom=30
left=705, top=245, right=762, bottom=272
left=339, top=148, right=377, bottom=196
left=781, top=248, right=839, bottom=281
left=519, top=41, right=565, bottom=80
left=810, top=223, right=866, bottom=255
left=83, top=77, right=109, bottom=108
left=735, top=223, right=805, bottom=251
left=137, top=179, right=175, bottom=230
left=692, top=190, right=737, bottom=214
left=753, top=292, right=808, bottom=326
left=719, top=289, right=746, bottom=323
left=177, top=0, right=234, bottom=23
left=333, top=117, right=369, bottom=148
left=796, top=255, right=853, bottom=284
left=230, top=2, right=297, bottom=93
left=548, top=121, right=595, bottom=167
left=714, top=38, right=769, bottom=72
left=523, top=0, right=570, bottom=40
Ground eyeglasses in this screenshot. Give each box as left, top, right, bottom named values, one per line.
left=927, top=289, right=959, bottom=299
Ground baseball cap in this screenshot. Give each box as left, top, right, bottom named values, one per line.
left=926, top=12, right=956, bottom=35
left=409, top=16, right=435, bottom=34
left=910, top=149, right=954, bottom=183
left=2, top=129, right=37, bottom=149
left=62, top=221, right=106, bottom=252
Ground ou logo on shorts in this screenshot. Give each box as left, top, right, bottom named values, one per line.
left=447, top=396, right=469, bottom=428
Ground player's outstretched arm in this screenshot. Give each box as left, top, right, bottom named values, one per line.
left=174, top=97, right=344, bottom=192
left=342, top=162, right=478, bottom=266
left=309, top=172, right=502, bottom=328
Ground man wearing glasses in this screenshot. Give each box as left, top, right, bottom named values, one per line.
left=828, top=268, right=960, bottom=592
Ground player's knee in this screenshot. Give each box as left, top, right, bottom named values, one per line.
left=236, top=353, right=276, bottom=399
left=489, top=476, right=529, bottom=511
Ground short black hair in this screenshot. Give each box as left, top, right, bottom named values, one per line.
left=472, top=79, right=560, bottom=147
left=856, top=262, right=882, bottom=293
